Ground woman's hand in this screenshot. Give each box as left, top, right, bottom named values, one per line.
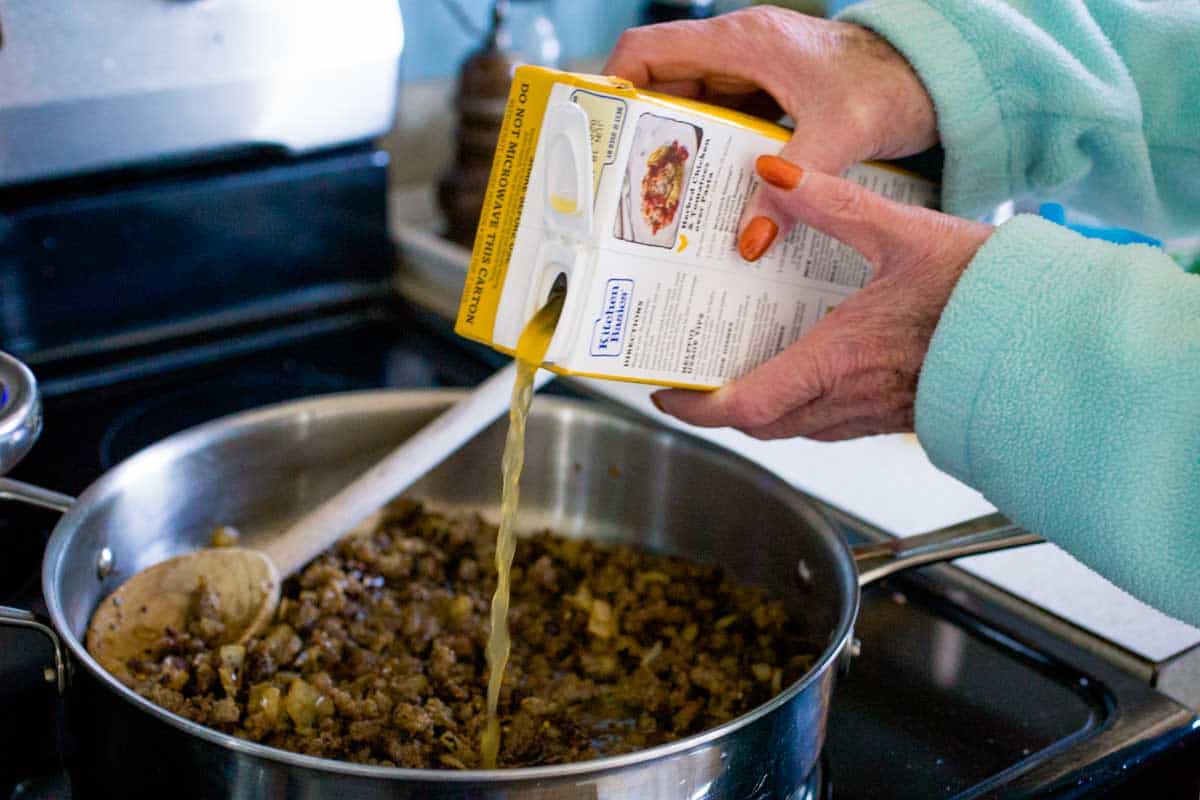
left=604, top=6, right=938, bottom=254
left=651, top=156, right=993, bottom=441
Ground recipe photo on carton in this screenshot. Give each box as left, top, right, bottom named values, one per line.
left=612, top=112, right=703, bottom=250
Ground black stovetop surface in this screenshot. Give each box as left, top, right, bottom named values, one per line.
left=3, top=299, right=1197, bottom=799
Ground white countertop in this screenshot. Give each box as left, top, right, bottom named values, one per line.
left=390, top=185, right=1200, bottom=668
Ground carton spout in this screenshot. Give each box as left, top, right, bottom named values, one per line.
left=526, top=263, right=579, bottom=365
left=546, top=271, right=568, bottom=305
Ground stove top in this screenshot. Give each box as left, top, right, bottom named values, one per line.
left=2, top=146, right=1197, bottom=799
left=2, top=300, right=1196, bottom=798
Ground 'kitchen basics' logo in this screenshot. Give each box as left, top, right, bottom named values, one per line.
left=590, top=278, right=634, bottom=357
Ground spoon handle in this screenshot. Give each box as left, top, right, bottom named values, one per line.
left=263, top=362, right=550, bottom=577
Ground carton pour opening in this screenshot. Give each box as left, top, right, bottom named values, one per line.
left=546, top=272, right=568, bottom=306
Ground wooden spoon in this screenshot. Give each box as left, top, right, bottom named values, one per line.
left=86, top=363, right=552, bottom=680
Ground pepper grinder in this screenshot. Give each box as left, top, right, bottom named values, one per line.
left=438, top=1, right=560, bottom=246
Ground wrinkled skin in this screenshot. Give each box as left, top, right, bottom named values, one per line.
left=605, top=6, right=938, bottom=228
left=658, top=166, right=992, bottom=441
left=604, top=7, right=996, bottom=441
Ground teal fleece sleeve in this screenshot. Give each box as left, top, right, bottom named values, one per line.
left=838, top=0, right=1200, bottom=238
left=834, top=1, right=1200, bottom=622
left=915, top=215, right=1200, bottom=625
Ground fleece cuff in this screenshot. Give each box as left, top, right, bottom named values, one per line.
left=914, top=214, right=1200, bottom=623
left=836, top=0, right=1011, bottom=217
left=912, top=215, right=1061, bottom=484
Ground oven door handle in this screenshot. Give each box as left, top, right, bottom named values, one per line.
left=0, top=605, right=69, bottom=693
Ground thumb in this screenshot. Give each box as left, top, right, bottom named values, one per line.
left=739, top=154, right=921, bottom=267
left=736, top=134, right=859, bottom=262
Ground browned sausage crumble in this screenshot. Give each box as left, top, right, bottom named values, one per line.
left=123, top=500, right=815, bottom=768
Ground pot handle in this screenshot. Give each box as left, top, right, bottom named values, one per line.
left=851, top=512, right=1044, bottom=587
left=0, top=351, right=75, bottom=512
left=0, top=605, right=68, bottom=693
left=0, top=478, right=74, bottom=513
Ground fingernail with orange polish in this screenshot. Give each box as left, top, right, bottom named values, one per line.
left=756, top=155, right=804, bottom=191
left=650, top=392, right=666, bottom=413
left=738, top=216, right=778, bottom=261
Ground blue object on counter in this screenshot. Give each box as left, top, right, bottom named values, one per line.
left=825, top=0, right=862, bottom=14
left=1037, top=203, right=1162, bottom=247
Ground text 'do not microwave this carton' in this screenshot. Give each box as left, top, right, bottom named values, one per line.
left=455, top=67, right=937, bottom=390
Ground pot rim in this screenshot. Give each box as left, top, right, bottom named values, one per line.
left=43, top=388, right=860, bottom=782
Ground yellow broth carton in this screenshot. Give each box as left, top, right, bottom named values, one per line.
left=455, top=66, right=937, bottom=389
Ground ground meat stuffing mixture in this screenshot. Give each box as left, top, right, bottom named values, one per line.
left=123, top=500, right=816, bottom=768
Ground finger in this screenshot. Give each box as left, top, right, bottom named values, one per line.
left=737, top=371, right=914, bottom=440
left=739, top=155, right=925, bottom=265
left=604, top=19, right=762, bottom=93
left=652, top=344, right=825, bottom=429
left=804, top=411, right=915, bottom=442
left=643, top=79, right=705, bottom=99
left=735, top=139, right=867, bottom=262
left=651, top=387, right=731, bottom=429
left=741, top=395, right=914, bottom=441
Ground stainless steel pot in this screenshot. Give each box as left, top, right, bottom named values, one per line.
left=0, top=352, right=1040, bottom=798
